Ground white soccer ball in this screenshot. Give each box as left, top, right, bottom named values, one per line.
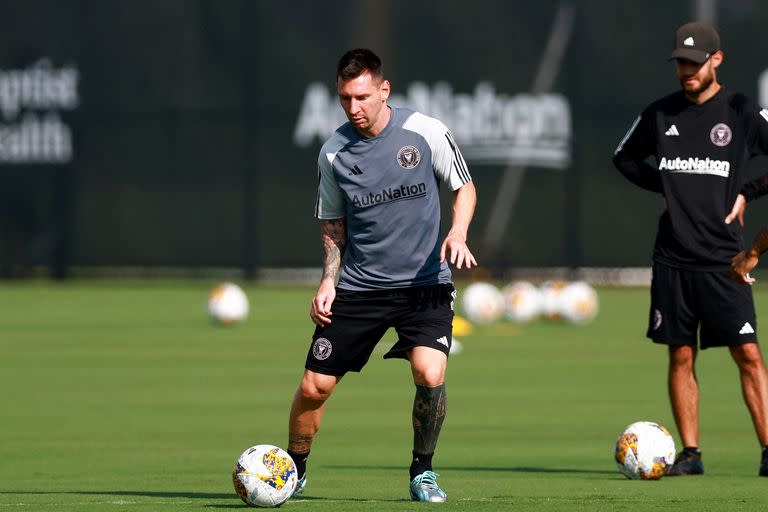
left=461, top=282, right=504, bottom=325
left=614, top=421, right=676, bottom=480
left=560, top=281, right=599, bottom=324
left=539, top=280, right=568, bottom=321
left=207, top=282, right=249, bottom=324
left=501, top=281, right=542, bottom=323
left=232, top=444, right=298, bottom=507
left=449, top=337, right=463, bottom=355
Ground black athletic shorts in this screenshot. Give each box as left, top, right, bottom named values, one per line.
left=305, top=284, right=456, bottom=376
left=647, top=262, right=757, bottom=349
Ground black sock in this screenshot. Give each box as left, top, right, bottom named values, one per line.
left=683, top=446, right=700, bottom=455
left=410, top=451, right=434, bottom=479
left=288, top=449, right=310, bottom=479
left=762, top=445, right=768, bottom=456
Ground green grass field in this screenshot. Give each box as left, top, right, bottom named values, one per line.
left=3, top=280, right=768, bottom=511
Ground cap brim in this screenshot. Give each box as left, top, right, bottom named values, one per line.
left=669, top=48, right=710, bottom=64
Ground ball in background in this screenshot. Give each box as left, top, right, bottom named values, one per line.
left=560, top=281, right=599, bottom=324
left=614, top=421, right=676, bottom=480
left=207, top=282, right=249, bottom=325
left=461, top=282, right=505, bottom=325
left=232, top=444, right=298, bottom=507
left=449, top=337, right=464, bottom=355
left=539, top=280, right=568, bottom=321
left=502, top=280, right=542, bottom=323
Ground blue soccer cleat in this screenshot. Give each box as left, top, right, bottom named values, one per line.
left=291, top=475, right=307, bottom=498
left=409, top=471, right=447, bottom=502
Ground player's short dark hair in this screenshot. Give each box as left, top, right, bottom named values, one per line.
left=336, top=49, right=383, bottom=82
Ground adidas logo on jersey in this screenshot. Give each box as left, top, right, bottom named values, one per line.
left=739, top=322, right=755, bottom=335
left=665, top=125, right=680, bottom=136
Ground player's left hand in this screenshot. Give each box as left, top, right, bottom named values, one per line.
left=731, top=249, right=758, bottom=284
left=440, top=233, right=477, bottom=270
left=725, top=194, right=746, bottom=226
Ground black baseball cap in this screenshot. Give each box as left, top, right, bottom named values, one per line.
left=669, top=22, right=721, bottom=64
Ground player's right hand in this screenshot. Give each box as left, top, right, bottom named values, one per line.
left=731, top=249, right=758, bottom=284
left=310, top=279, right=336, bottom=326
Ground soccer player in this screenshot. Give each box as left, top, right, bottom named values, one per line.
left=613, top=22, right=768, bottom=476
left=286, top=48, right=477, bottom=501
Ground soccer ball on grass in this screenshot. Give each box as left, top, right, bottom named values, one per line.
left=232, top=444, right=298, bottom=507
left=614, top=421, right=676, bottom=480
left=560, top=281, right=599, bottom=324
left=460, top=282, right=504, bottom=325
left=501, top=280, right=542, bottom=323
left=207, top=282, right=249, bottom=325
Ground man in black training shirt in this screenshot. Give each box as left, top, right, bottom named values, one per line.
left=613, top=22, right=768, bottom=476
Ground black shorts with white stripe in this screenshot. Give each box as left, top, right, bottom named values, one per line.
left=647, top=261, right=757, bottom=349
left=305, top=284, right=455, bottom=376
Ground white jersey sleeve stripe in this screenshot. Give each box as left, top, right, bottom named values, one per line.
left=615, top=115, right=641, bottom=155
left=445, top=132, right=470, bottom=183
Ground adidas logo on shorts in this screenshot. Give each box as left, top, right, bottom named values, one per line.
left=435, top=336, right=449, bottom=348
left=739, top=322, right=755, bottom=335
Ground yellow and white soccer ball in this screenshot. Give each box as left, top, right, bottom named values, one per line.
left=232, top=444, right=298, bottom=507
left=460, top=282, right=505, bottom=325
left=207, top=282, right=249, bottom=325
left=560, top=281, right=599, bottom=324
left=614, top=421, right=676, bottom=480
left=501, top=281, right=542, bottom=323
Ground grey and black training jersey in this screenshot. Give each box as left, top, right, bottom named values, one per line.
left=315, top=107, right=472, bottom=291
left=613, top=88, right=768, bottom=271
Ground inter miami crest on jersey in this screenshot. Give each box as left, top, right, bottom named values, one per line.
left=710, top=123, right=732, bottom=147
left=397, top=145, right=420, bottom=169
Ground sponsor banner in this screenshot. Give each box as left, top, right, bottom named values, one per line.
left=294, top=82, right=571, bottom=169
left=658, top=156, right=731, bottom=177
left=0, top=58, right=79, bottom=164
left=352, top=182, right=427, bottom=208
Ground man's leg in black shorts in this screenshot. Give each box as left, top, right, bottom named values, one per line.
left=288, top=289, right=390, bottom=486
left=384, top=284, right=453, bottom=500
left=668, top=344, right=700, bottom=450
left=729, top=343, right=768, bottom=451
left=287, top=369, right=341, bottom=484
left=696, top=270, right=768, bottom=468
left=647, top=263, right=703, bottom=467
left=409, top=346, right=448, bottom=478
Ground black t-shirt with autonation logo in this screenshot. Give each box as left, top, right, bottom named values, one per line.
left=613, top=88, right=768, bottom=270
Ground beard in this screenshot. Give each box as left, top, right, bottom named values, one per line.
left=680, top=72, right=714, bottom=96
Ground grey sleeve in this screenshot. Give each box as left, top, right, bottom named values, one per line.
left=314, top=151, right=345, bottom=219
left=434, top=130, right=472, bottom=190
left=402, top=112, right=472, bottom=191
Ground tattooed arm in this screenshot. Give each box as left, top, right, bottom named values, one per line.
left=310, top=218, right=347, bottom=326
